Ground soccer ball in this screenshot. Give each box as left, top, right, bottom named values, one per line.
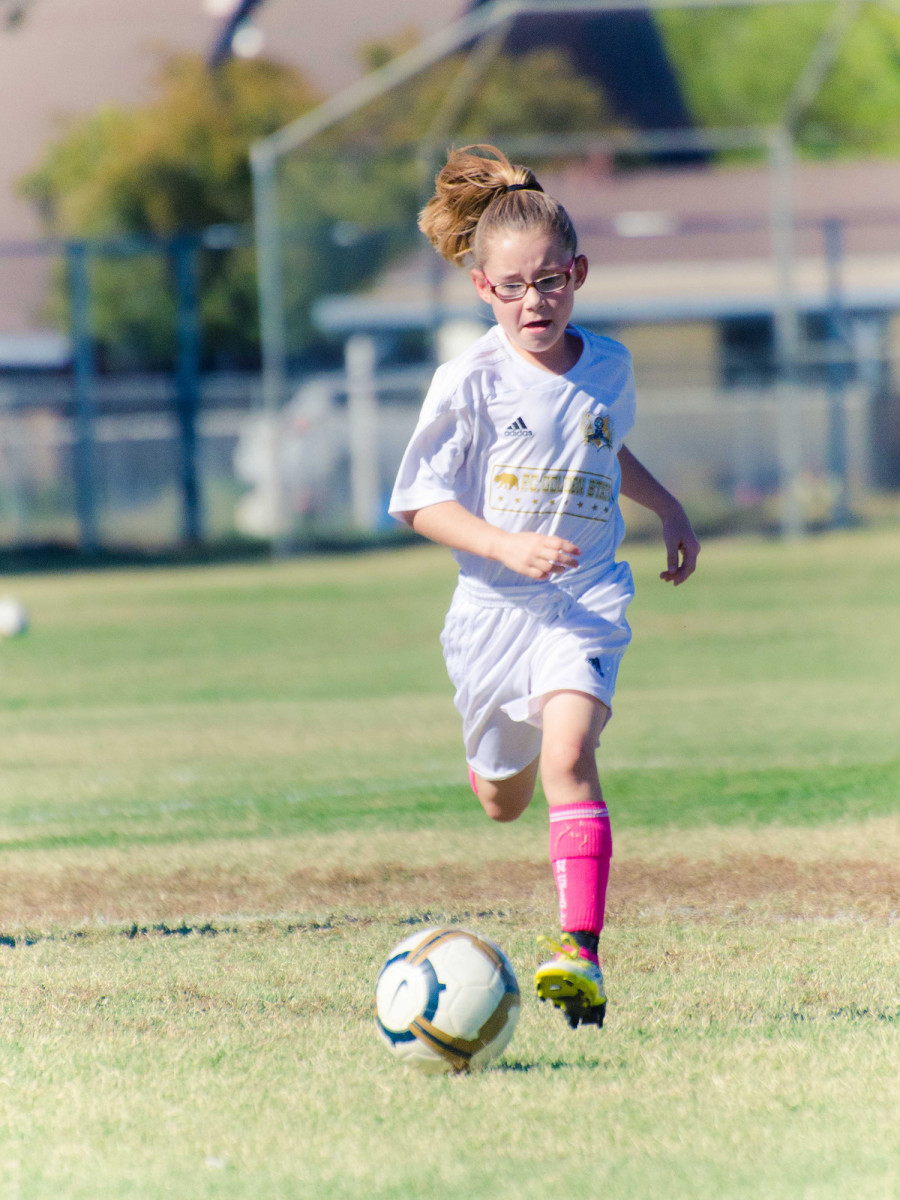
left=0, top=597, right=28, bottom=638
left=375, top=927, right=520, bottom=1074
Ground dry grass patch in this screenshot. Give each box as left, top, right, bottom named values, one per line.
left=609, top=853, right=898, bottom=922
left=1, top=817, right=897, bottom=934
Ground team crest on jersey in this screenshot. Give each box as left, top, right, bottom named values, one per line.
left=582, top=410, right=613, bottom=450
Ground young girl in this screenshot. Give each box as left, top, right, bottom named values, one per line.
left=389, top=145, right=699, bottom=1030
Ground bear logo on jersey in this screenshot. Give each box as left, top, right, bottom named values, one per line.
left=582, top=410, right=613, bottom=450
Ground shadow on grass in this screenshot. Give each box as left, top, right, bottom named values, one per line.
left=0, top=530, right=414, bottom=576
left=494, top=1058, right=602, bottom=1073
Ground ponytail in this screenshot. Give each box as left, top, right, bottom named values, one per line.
left=418, top=144, right=576, bottom=267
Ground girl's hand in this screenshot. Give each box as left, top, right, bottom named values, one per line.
left=496, top=531, right=581, bottom=580
left=407, top=502, right=580, bottom=580
left=616, top=446, right=699, bottom=586
left=659, top=506, right=700, bottom=585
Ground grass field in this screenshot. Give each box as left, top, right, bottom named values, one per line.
left=0, top=527, right=898, bottom=1199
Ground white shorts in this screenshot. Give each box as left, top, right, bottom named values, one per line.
left=440, top=560, right=634, bottom=780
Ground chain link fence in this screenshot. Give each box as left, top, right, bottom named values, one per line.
left=1, top=201, right=898, bottom=555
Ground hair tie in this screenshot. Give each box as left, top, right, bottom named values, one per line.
left=505, top=183, right=531, bottom=193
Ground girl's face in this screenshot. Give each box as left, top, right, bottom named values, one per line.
left=471, top=230, right=588, bottom=374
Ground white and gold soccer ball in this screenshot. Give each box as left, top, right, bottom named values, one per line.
left=375, top=927, right=520, bottom=1074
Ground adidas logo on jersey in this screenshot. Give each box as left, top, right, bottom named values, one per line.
left=503, top=417, right=534, bottom=438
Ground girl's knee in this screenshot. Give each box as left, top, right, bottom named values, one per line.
left=477, top=783, right=532, bottom=822
left=481, top=797, right=526, bottom=823
left=540, top=734, right=595, bottom=784
left=540, top=694, right=610, bottom=793
left=472, top=762, right=537, bottom=822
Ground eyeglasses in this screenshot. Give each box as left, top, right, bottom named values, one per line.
left=481, top=259, right=576, bottom=302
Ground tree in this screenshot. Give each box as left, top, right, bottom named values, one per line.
left=658, top=4, right=900, bottom=154
left=21, top=54, right=317, bottom=368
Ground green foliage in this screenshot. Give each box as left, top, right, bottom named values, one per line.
left=346, top=45, right=609, bottom=149
left=800, top=5, right=900, bottom=153
left=23, top=55, right=315, bottom=236
left=21, top=55, right=317, bottom=368
left=357, top=28, right=421, bottom=74
left=659, top=3, right=900, bottom=154
left=459, top=47, right=610, bottom=138
left=658, top=5, right=832, bottom=127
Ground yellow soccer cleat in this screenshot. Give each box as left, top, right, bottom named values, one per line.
left=534, top=934, right=607, bottom=1030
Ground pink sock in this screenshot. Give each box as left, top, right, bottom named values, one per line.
left=548, top=801, right=612, bottom=939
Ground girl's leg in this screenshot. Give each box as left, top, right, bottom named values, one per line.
left=540, top=689, right=612, bottom=947
left=534, top=690, right=612, bottom=1027
left=470, top=757, right=539, bottom=823
left=540, top=688, right=610, bottom=807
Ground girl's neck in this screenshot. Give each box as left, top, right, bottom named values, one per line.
left=507, top=327, right=583, bottom=375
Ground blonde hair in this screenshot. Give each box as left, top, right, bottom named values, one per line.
left=418, top=144, right=577, bottom=267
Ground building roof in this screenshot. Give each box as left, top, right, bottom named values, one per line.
left=314, top=157, right=900, bottom=333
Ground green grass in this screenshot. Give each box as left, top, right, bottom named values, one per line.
left=0, top=530, right=897, bottom=847
left=0, top=528, right=898, bottom=1198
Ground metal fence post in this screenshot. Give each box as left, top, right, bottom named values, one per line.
left=768, top=127, right=805, bottom=540
left=824, top=217, right=852, bottom=526
left=250, top=146, right=290, bottom=553
left=345, top=334, right=380, bottom=531
left=67, top=240, right=99, bottom=552
left=172, top=235, right=203, bottom=546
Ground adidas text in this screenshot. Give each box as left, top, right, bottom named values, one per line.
left=504, top=417, right=534, bottom=438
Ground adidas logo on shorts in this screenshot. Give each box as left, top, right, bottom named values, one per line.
left=587, top=656, right=605, bottom=678
left=503, top=417, right=533, bottom=438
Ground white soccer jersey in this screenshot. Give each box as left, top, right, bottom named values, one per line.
left=389, top=323, right=636, bottom=590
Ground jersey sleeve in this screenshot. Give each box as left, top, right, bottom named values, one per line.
left=388, top=367, right=476, bottom=520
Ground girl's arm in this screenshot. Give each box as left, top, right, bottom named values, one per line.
left=617, top=445, right=700, bottom=585
left=398, top=500, right=581, bottom=582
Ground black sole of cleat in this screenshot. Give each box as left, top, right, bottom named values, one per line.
left=552, top=996, right=606, bottom=1030
left=581, top=1002, right=606, bottom=1028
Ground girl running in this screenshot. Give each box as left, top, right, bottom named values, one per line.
left=389, top=145, right=700, bottom=1029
